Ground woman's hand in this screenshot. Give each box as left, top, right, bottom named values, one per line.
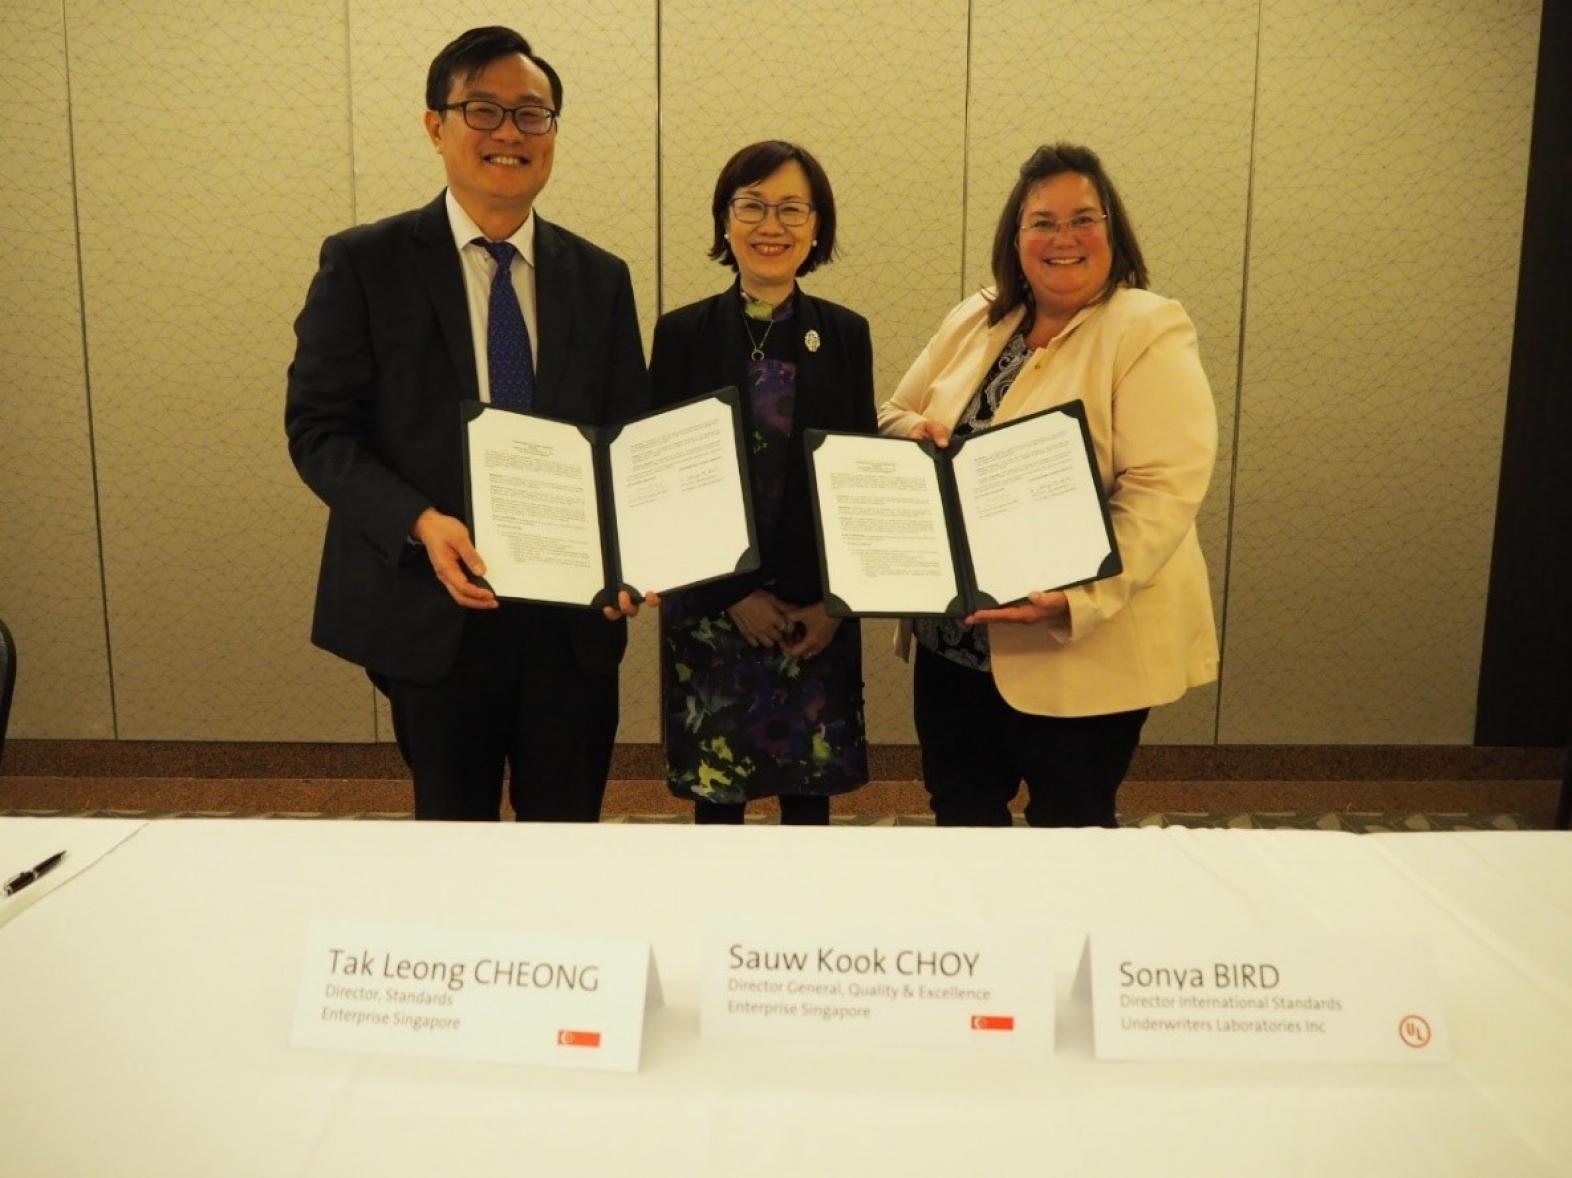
left=779, top=601, right=842, bottom=660
left=907, top=419, right=951, bottom=449
left=965, top=590, right=1068, bottom=627
left=727, top=590, right=791, bottom=647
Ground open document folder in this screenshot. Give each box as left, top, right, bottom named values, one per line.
left=462, top=388, right=759, bottom=609
left=804, top=401, right=1120, bottom=618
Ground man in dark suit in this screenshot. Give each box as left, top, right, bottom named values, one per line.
left=286, top=27, right=648, bottom=822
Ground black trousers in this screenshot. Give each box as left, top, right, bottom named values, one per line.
left=382, top=605, right=618, bottom=822
left=913, top=645, right=1147, bottom=828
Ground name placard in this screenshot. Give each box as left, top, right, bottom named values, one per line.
left=701, top=919, right=1054, bottom=1050
left=291, top=920, right=662, bottom=1073
left=1075, top=930, right=1448, bottom=1063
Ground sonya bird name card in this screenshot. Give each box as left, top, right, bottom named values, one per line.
left=1077, top=930, right=1448, bottom=1063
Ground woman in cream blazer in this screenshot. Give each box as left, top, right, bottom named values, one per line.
left=878, top=143, right=1217, bottom=828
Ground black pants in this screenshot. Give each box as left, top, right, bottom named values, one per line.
left=383, top=605, right=618, bottom=822
left=693, top=795, right=831, bottom=825
left=913, top=645, right=1147, bottom=828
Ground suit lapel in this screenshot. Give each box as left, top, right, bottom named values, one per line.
left=410, top=193, right=478, bottom=400
left=676, top=287, right=750, bottom=405
left=791, top=291, right=826, bottom=434
left=532, top=216, right=572, bottom=415
left=711, top=286, right=750, bottom=398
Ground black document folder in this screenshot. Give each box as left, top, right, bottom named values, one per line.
left=804, top=401, right=1120, bottom=618
left=461, top=387, right=759, bottom=608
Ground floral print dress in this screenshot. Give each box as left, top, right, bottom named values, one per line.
left=661, top=296, right=868, bottom=804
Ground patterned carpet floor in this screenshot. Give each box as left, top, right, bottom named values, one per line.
left=0, top=805, right=1532, bottom=831
left=2, top=764, right=1557, bottom=831
left=4, top=741, right=1561, bottom=830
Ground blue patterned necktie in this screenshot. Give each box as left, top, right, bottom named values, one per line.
left=478, top=239, right=535, bottom=412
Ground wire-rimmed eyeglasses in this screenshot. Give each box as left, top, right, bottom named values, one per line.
left=729, top=197, right=815, bottom=227
left=1018, top=212, right=1108, bottom=238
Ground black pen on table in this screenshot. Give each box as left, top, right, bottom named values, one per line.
left=3, top=851, right=67, bottom=896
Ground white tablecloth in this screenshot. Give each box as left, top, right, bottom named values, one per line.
left=1, top=818, right=1567, bottom=1176
left=0, top=816, right=145, bottom=926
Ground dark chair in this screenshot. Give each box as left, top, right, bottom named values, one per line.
left=0, top=619, right=15, bottom=770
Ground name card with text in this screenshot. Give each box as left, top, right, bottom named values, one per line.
left=291, top=920, right=662, bottom=1073
left=1075, top=930, right=1448, bottom=1063
left=701, top=919, right=1054, bottom=1050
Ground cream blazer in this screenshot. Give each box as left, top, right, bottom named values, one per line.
left=877, top=286, right=1219, bottom=717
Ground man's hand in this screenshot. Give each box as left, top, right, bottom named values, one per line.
left=779, top=601, right=842, bottom=660
left=726, top=590, right=791, bottom=648
left=603, top=589, right=661, bottom=621
left=965, top=590, right=1069, bottom=626
left=908, top=418, right=951, bottom=448
left=412, top=508, right=498, bottom=609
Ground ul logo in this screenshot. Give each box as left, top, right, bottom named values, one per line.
left=1398, top=1014, right=1431, bottom=1049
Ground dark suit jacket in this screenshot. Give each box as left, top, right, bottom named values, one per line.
left=285, top=192, right=648, bottom=683
left=649, top=285, right=875, bottom=616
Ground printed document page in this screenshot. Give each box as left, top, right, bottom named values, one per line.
left=608, top=396, right=751, bottom=593
left=811, top=434, right=958, bottom=614
left=950, top=410, right=1112, bottom=602
left=467, top=409, right=604, bottom=605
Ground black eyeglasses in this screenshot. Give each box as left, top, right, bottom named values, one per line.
left=436, top=100, right=558, bottom=136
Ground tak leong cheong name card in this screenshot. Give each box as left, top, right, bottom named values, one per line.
left=701, top=919, right=1055, bottom=1050
left=1077, top=930, right=1448, bottom=1063
left=292, top=920, right=662, bottom=1073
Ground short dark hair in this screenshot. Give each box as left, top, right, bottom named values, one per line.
left=986, top=142, right=1148, bottom=325
left=708, top=140, right=837, bottom=277
left=425, top=26, right=563, bottom=114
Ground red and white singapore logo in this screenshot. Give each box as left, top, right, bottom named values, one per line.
left=970, top=1015, right=1015, bottom=1032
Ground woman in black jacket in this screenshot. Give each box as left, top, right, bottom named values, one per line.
left=650, top=141, right=875, bottom=824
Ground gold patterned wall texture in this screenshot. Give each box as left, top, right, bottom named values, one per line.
left=1, top=0, right=115, bottom=738
left=65, top=2, right=361, bottom=740
left=1220, top=0, right=1539, bottom=742
left=0, top=1, right=1540, bottom=746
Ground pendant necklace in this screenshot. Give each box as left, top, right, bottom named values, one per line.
left=741, top=291, right=775, bottom=361
left=743, top=316, right=775, bottom=362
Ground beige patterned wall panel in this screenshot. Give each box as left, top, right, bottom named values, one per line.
left=68, top=3, right=370, bottom=739
left=0, top=1, right=115, bottom=738
left=661, top=0, right=970, bottom=743
left=349, top=2, right=660, bottom=743
left=1218, top=0, right=1538, bottom=743
left=966, top=0, right=1259, bottom=744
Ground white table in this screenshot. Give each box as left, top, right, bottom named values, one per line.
left=1, top=819, right=1568, bottom=1176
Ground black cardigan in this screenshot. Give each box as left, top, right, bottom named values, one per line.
left=649, top=284, right=876, bottom=614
